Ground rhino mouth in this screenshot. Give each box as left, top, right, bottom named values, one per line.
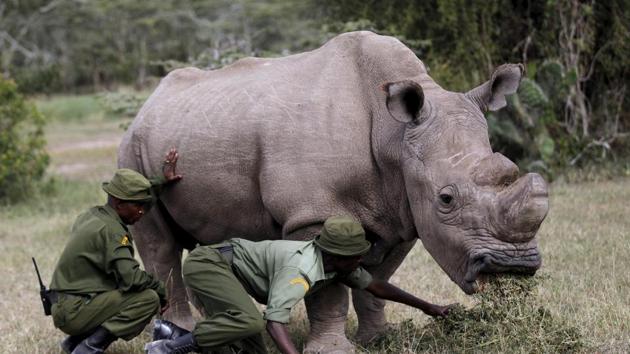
left=462, top=247, right=541, bottom=294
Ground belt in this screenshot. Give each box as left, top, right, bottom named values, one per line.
left=48, top=290, right=59, bottom=304
left=216, top=245, right=234, bottom=265
left=48, top=291, right=92, bottom=305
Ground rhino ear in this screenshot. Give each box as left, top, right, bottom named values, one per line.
left=384, top=80, right=425, bottom=124
left=466, top=64, right=524, bottom=112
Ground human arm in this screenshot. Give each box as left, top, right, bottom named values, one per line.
left=266, top=321, right=299, bottom=354
left=365, top=279, right=454, bottom=317
left=264, top=267, right=310, bottom=352
left=104, top=233, right=167, bottom=304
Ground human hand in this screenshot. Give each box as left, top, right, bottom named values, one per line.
left=162, top=147, right=183, bottom=183
left=425, top=303, right=458, bottom=318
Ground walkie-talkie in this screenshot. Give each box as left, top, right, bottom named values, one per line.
left=32, top=257, right=52, bottom=316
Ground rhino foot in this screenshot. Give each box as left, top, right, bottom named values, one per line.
left=303, top=333, right=356, bottom=354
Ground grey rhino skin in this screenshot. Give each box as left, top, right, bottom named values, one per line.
left=118, top=31, right=549, bottom=352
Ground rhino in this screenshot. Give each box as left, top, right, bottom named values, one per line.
left=118, top=31, right=549, bottom=352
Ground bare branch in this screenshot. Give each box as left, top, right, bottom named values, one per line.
left=39, top=0, right=63, bottom=14
left=0, top=31, right=37, bottom=59
left=581, top=42, right=611, bottom=82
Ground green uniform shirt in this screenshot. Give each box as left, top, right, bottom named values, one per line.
left=50, top=177, right=166, bottom=301
left=227, top=238, right=373, bottom=324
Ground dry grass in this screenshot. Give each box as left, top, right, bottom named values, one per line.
left=1, top=94, right=628, bottom=353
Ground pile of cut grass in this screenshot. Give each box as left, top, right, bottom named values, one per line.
left=363, top=275, right=585, bottom=353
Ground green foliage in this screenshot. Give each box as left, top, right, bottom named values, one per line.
left=487, top=60, right=587, bottom=179
left=12, top=64, right=62, bottom=94
left=97, top=91, right=147, bottom=118
left=0, top=78, right=49, bottom=203
left=363, top=275, right=584, bottom=353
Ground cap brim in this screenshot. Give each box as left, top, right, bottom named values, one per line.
left=102, top=182, right=152, bottom=202
left=314, top=237, right=371, bottom=256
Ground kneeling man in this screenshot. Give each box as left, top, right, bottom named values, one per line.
left=146, top=216, right=453, bottom=354
left=50, top=149, right=182, bottom=354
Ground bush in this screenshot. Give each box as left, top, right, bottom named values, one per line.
left=0, top=78, right=49, bottom=203
left=97, top=91, right=146, bottom=118
left=12, top=64, right=62, bottom=95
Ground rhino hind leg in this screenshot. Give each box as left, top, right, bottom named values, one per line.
left=303, top=282, right=355, bottom=354
left=352, top=239, right=416, bottom=345
left=130, top=202, right=194, bottom=330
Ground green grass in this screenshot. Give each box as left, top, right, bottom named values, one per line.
left=35, top=94, right=104, bottom=122
left=1, top=93, right=629, bottom=353
left=363, top=275, right=584, bottom=353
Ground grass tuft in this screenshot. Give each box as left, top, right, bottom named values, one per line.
left=364, top=275, right=585, bottom=353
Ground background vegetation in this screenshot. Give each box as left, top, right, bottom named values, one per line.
left=0, top=78, right=48, bottom=202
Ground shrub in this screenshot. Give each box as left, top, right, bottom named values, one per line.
left=0, top=78, right=49, bottom=203
left=97, top=91, right=147, bottom=118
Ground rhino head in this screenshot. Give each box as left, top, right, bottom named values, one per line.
left=384, top=64, right=548, bottom=294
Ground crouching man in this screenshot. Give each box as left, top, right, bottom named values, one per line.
left=145, top=216, right=454, bottom=354
left=49, top=148, right=183, bottom=354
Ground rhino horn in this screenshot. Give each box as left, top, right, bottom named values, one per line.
left=383, top=80, right=424, bottom=124
left=496, top=173, right=549, bottom=242
left=466, top=63, right=524, bottom=112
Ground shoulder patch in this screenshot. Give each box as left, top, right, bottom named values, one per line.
left=120, top=235, right=130, bottom=246
left=289, top=277, right=310, bottom=292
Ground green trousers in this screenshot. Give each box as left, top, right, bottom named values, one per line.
left=183, top=246, right=267, bottom=354
left=51, top=289, right=160, bottom=340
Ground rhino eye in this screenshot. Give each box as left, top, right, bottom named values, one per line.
left=437, top=185, right=458, bottom=211
left=439, top=194, right=453, bottom=204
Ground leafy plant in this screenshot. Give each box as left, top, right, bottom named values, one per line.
left=488, top=60, right=576, bottom=178
left=0, top=78, right=49, bottom=203
left=97, top=91, right=146, bottom=118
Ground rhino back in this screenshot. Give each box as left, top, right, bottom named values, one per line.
left=119, top=31, right=426, bottom=243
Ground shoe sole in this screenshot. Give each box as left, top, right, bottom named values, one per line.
left=144, top=341, right=163, bottom=354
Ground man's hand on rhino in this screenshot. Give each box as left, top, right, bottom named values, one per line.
left=162, top=147, right=183, bottom=183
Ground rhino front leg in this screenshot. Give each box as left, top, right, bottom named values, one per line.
left=352, top=239, right=416, bottom=345
left=131, top=207, right=194, bottom=330
left=303, top=282, right=355, bottom=354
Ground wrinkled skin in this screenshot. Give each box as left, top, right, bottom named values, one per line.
left=118, top=31, right=548, bottom=353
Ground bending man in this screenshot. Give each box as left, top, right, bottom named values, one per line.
left=145, top=216, right=454, bottom=354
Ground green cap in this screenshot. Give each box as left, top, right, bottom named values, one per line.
left=314, top=216, right=371, bottom=256
left=102, top=168, right=152, bottom=202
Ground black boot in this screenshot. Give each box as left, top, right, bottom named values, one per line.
left=144, top=333, right=199, bottom=354
left=71, top=327, right=117, bottom=354
left=152, top=319, right=191, bottom=340
left=60, top=333, right=90, bottom=354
